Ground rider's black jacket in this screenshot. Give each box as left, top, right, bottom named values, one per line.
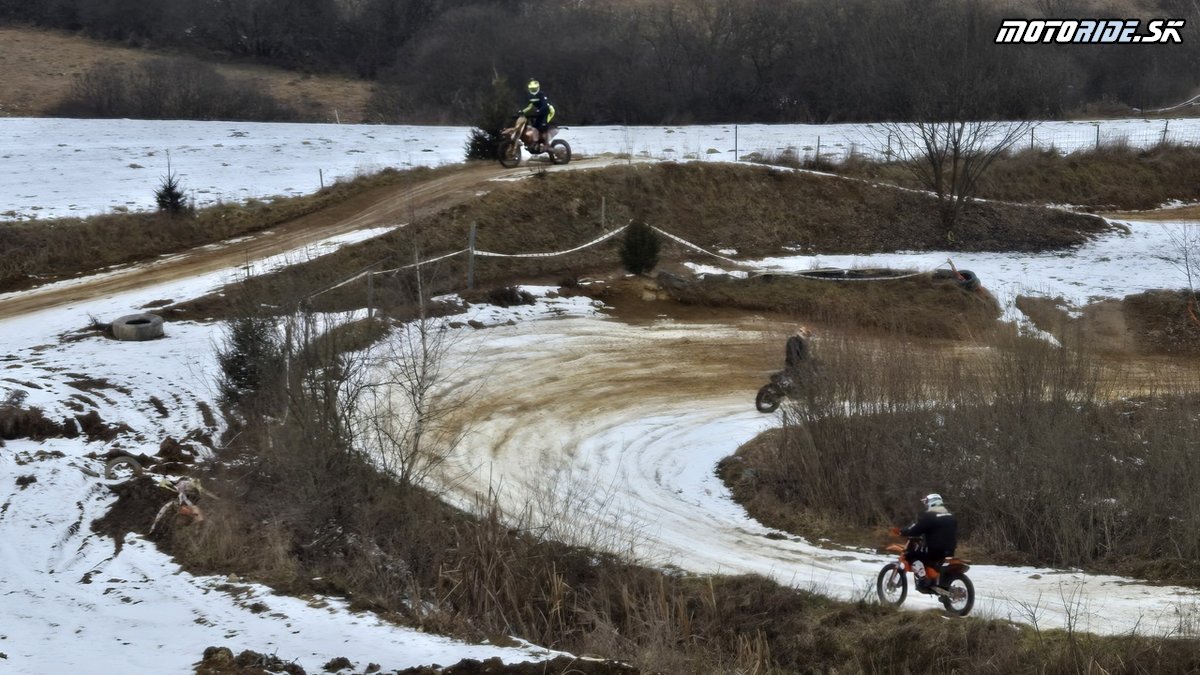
left=521, top=91, right=553, bottom=128
left=900, top=505, right=958, bottom=555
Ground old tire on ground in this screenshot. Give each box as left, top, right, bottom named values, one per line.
left=112, top=313, right=165, bottom=341
left=956, top=270, right=981, bottom=291
left=932, top=269, right=981, bottom=292
left=104, top=455, right=144, bottom=480
left=755, top=383, right=782, bottom=413
left=550, top=139, right=572, bottom=165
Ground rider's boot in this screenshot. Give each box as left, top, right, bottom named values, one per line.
left=912, top=561, right=932, bottom=592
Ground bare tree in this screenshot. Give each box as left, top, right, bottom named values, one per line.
left=357, top=258, right=471, bottom=493
left=878, top=119, right=1034, bottom=239
left=1157, top=223, right=1200, bottom=329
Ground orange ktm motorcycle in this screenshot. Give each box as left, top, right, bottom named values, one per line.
left=497, top=114, right=571, bottom=168
left=876, top=535, right=975, bottom=616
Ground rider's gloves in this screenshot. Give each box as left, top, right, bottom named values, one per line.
left=889, top=526, right=901, bottom=537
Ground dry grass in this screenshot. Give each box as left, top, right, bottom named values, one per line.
left=0, top=26, right=371, bottom=121
left=723, top=330, right=1200, bottom=580
left=791, top=143, right=1200, bottom=212
left=664, top=272, right=1003, bottom=340
left=186, top=162, right=1107, bottom=319
left=90, top=306, right=1200, bottom=673
left=0, top=166, right=442, bottom=291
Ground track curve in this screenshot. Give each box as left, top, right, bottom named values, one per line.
left=436, top=315, right=1200, bottom=636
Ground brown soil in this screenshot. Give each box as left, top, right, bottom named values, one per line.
left=1102, top=204, right=1200, bottom=221
left=0, top=161, right=593, bottom=321
left=0, top=26, right=372, bottom=122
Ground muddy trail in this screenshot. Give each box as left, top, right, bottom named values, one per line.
left=0, top=159, right=605, bottom=322
left=430, top=307, right=1200, bottom=637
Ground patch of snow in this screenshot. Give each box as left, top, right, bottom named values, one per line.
left=4, top=117, right=1199, bottom=221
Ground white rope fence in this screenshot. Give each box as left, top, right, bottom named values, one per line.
left=474, top=226, right=631, bottom=259
left=303, top=221, right=942, bottom=300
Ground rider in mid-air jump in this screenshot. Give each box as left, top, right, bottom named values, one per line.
left=520, top=79, right=556, bottom=151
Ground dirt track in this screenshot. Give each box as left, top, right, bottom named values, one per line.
left=0, top=160, right=604, bottom=321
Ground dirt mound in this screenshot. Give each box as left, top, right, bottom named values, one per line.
left=1018, top=290, right=1200, bottom=356
left=652, top=269, right=1002, bottom=340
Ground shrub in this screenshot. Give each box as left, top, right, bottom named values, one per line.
left=52, top=57, right=297, bottom=121
left=217, top=315, right=284, bottom=408
left=464, top=76, right=516, bottom=160
left=619, top=220, right=660, bottom=275
left=154, top=159, right=190, bottom=215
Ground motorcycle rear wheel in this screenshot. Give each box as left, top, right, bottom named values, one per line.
left=549, top=139, right=572, bottom=165
left=498, top=139, right=522, bottom=168
left=939, top=573, right=975, bottom=616
left=755, top=383, right=782, bottom=413
left=876, top=563, right=907, bottom=606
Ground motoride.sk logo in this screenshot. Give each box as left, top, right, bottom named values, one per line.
left=996, top=18, right=1184, bottom=43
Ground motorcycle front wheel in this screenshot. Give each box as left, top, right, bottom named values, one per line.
left=876, top=563, right=907, bottom=606
left=498, top=138, right=522, bottom=168
left=755, top=383, right=782, bottom=413
left=549, top=139, right=572, bottom=165
left=939, top=573, right=975, bottom=616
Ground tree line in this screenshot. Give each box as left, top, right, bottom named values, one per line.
left=3, top=0, right=1198, bottom=124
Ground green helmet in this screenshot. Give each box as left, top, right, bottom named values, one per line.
left=527, top=79, right=540, bottom=95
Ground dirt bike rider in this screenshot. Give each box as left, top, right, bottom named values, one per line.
left=890, top=493, right=958, bottom=592
left=519, top=79, right=556, bottom=151
left=774, top=325, right=814, bottom=389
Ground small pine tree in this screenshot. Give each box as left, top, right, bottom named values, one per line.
left=218, top=316, right=283, bottom=408
left=620, top=220, right=661, bottom=275
left=465, top=75, right=515, bottom=160
left=155, top=153, right=189, bottom=214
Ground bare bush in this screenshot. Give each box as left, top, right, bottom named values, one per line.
left=767, top=332, right=1200, bottom=570
left=877, top=120, right=1033, bottom=238
left=52, top=57, right=297, bottom=121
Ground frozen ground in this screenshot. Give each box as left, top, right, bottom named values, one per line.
left=0, top=236, right=582, bottom=673
left=2, top=117, right=1198, bottom=220
left=435, top=315, right=1200, bottom=638
left=687, top=216, right=1200, bottom=325
left=1, top=140, right=1198, bottom=672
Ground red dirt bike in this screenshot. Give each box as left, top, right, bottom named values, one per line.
left=497, top=114, right=571, bottom=168
left=876, top=536, right=975, bottom=616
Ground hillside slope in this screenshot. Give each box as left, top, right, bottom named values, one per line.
left=0, top=26, right=371, bottom=121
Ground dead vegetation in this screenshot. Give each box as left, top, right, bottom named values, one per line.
left=768, top=142, right=1200, bottom=212
left=83, top=294, right=1198, bottom=673
left=172, top=162, right=1108, bottom=320
left=722, top=330, right=1200, bottom=582
left=660, top=271, right=1002, bottom=340
left=0, top=166, right=445, bottom=292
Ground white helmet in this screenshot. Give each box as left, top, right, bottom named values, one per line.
left=922, top=493, right=944, bottom=508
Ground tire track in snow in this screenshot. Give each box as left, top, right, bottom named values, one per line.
left=437, top=315, right=1200, bottom=637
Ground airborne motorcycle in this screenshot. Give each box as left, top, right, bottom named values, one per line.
left=497, top=114, right=571, bottom=167
left=876, top=536, right=975, bottom=616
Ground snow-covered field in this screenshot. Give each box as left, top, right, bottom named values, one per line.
left=2, top=116, right=1198, bottom=221
left=2, top=118, right=1200, bottom=672
left=0, top=236, right=584, bottom=673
